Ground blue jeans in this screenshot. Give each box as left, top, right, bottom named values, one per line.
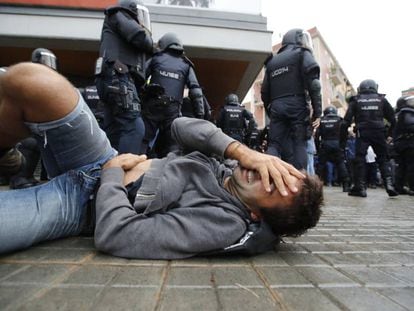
left=0, top=94, right=117, bottom=254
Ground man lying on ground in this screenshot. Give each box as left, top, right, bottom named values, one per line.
left=0, top=63, right=323, bottom=259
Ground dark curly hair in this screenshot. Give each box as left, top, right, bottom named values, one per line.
left=260, top=174, right=323, bottom=237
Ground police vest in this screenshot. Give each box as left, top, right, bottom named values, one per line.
left=148, top=52, right=190, bottom=103
left=266, top=48, right=305, bottom=100
left=320, top=115, right=342, bottom=140
left=223, top=105, right=245, bottom=130
left=398, top=107, right=414, bottom=134
left=355, top=94, right=385, bottom=129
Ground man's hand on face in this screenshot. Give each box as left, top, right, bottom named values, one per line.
left=225, top=142, right=305, bottom=196
left=103, top=154, right=147, bottom=171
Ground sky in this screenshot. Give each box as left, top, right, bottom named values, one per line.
left=260, top=0, right=414, bottom=105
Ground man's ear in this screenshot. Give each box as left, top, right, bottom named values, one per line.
left=250, top=210, right=262, bottom=221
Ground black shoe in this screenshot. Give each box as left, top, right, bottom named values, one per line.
left=0, top=148, right=24, bottom=176
left=384, top=177, right=398, bottom=197
left=348, top=187, right=367, bottom=197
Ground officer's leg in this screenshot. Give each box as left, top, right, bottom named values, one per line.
left=333, top=149, right=350, bottom=192
left=267, top=117, right=287, bottom=158
left=157, top=103, right=180, bottom=157
left=371, top=133, right=398, bottom=197
left=317, top=148, right=327, bottom=183
left=290, top=122, right=308, bottom=170
left=141, top=115, right=159, bottom=157
left=97, top=70, right=143, bottom=154
left=405, top=149, right=414, bottom=194
left=349, top=136, right=369, bottom=197
left=394, top=154, right=408, bottom=194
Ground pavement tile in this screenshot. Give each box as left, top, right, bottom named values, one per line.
left=90, top=287, right=158, bottom=310
left=275, top=287, right=342, bottom=311
left=62, top=265, right=120, bottom=285
left=160, top=288, right=218, bottom=311
left=337, top=266, right=409, bottom=287
left=211, top=266, right=264, bottom=287
left=277, top=252, right=328, bottom=266
left=377, top=266, right=414, bottom=284
left=377, top=288, right=414, bottom=310
left=18, top=287, right=102, bottom=311
left=110, top=266, right=165, bottom=286
left=323, top=287, right=407, bottom=311
left=0, top=284, right=46, bottom=309
left=4, top=264, right=70, bottom=284
left=216, top=288, right=278, bottom=310
left=167, top=267, right=214, bottom=286
left=295, top=266, right=358, bottom=287
left=258, top=266, right=312, bottom=287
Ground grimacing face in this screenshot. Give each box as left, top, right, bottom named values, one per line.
left=231, top=166, right=301, bottom=212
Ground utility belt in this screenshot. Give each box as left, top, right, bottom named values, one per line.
left=271, top=93, right=306, bottom=101
left=96, top=58, right=142, bottom=113
left=95, top=57, right=144, bottom=82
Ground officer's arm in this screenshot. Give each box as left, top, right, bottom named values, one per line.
left=111, top=11, right=153, bottom=53
left=302, top=51, right=322, bottom=119
left=186, top=67, right=204, bottom=118
left=261, top=70, right=271, bottom=115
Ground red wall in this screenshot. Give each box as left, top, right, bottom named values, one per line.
left=0, top=0, right=116, bottom=9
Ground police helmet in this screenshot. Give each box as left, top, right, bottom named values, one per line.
left=158, top=33, right=184, bottom=52
left=31, top=48, right=57, bottom=70
left=282, top=28, right=313, bottom=51
left=118, top=0, right=151, bottom=32
left=323, top=106, right=337, bottom=116
left=396, top=95, right=414, bottom=112
left=225, top=93, right=239, bottom=106
left=357, top=79, right=378, bottom=94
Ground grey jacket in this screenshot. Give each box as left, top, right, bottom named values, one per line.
left=95, top=118, right=250, bottom=259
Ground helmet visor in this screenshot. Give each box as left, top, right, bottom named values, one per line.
left=300, top=31, right=313, bottom=51
left=39, top=52, right=57, bottom=70
left=136, top=4, right=151, bottom=33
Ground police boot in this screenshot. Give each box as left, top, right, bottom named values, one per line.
left=0, top=148, right=24, bottom=177
left=348, top=184, right=367, bottom=197
left=342, top=179, right=351, bottom=193
left=379, top=162, right=398, bottom=197
left=383, top=176, right=398, bottom=197
left=348, top=158, right=367, bottom=197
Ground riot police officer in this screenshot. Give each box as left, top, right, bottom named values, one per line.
left=261, top=28, right=322, bottom=170
left=343, top=79, right=398, bottom=197
left=315, top=106, right=350, bottom=192
left=95, top=0, right=153, bottom=154
left=393, top=95, right=414, bottom=195
left=217, top=94, right=255, bottom=143
left=142, top=32, right=204, bottom=157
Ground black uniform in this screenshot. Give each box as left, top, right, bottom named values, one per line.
left=181, top=95, right=212, bottom=121
left=79, top=86, right=105, bottom=129
left=315, top=107, right=350, bottom=192
left=142, top=34, right=204, bottom=158
left=217, top=94, right=255, bottom=143
left=343, top=79, right=398, bottom=197
left=393, top=96, right=414, bottom=195
left=95, top=1, right=153, bottom=154
left=261, top=29, right=322, bottom=170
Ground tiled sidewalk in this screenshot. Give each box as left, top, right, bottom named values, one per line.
left=0, top=187, right=413, bottom=310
